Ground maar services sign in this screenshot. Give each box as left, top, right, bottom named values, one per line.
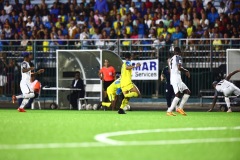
left=128, top=59, right=159, bottom=80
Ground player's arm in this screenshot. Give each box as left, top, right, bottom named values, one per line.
left=22, top=67, right=34, bottom=73
left=208, top=90, right=218, bottom=112
left=225, top=69, right=240, bottom=81
left=33, top=69, right=44, bottom=75
left=98, top=70, right=103, bottom=80
left=126, top=62, right=141, bottom=70
left=178, top=64, right=190, bottom=78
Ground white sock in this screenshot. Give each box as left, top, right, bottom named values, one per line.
left=23, top=93, right=35, bottom=99
left=19, top=99, right=29, bottom=109
left=224, top=97, right=231, bottom=108
left=179, top=94, right=190, bottom=109
left=167, top=97, right=180, bottom=112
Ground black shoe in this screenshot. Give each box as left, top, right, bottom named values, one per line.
left=118, top=108, right=126, bottom=114
left=97, top=102, right=102, bottom=110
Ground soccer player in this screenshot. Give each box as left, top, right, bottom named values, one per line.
left=208, top=69, right=240, bottom=112
left=118, top=52, right=141, bottom=114
left=12, top=52, right=44, bottom=112
left=97, top=78, right=121, bottom=110
left=161, top=58, right=175, bottom=109
left=167, top=47, right=191, bottom=116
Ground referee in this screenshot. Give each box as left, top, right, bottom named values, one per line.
left=98, top=59, right=116, bottom=102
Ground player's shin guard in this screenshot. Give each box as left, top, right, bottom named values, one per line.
left=179, top=94, right=190, bottom=109
left=102, top=102, right=111, bottom=107
left=224, top=97, right=231, bottom=108
left=23, top=92, right=35, bottom=99
left=120, top=98, right=129, bottom=109
left=167, top=97, right=180, bottom=112
left=124, top=92, right=138, bottom=98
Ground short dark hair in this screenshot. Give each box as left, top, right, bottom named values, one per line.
left=174, top=47, right=181, bottom=54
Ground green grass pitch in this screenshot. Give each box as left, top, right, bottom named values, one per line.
left=0, top=109, right=240, bottom=160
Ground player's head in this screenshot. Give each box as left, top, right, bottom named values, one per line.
left=174, top=47, right=181, bottom=55
left=212, top=81, right=218, bottom=88
left=125, top=52, right=132, bottom=60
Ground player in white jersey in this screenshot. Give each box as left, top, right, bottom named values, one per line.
left=208, top=69, right=240, bottom=112
left=12, top=52, right=44, bottom=112
left=166, top=47, right=191, bottom=116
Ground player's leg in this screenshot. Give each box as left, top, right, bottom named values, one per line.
left=123, top=83, right=140, bottom=98
left=175, top=82, right=190, bottom=115
left=18, top=82, right=35, bottom=112
left=167, top=83, right=180, bottom=116
left=166, top=84, right=173, bottom=108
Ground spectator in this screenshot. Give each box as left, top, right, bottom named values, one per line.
left=207, top=7, right=219, bottom=28
left=0, top=10, right=9, bottom=24
left=4, top=0, right=13, bottom=15
left=67, top=71, right=85, bottom=110
left=200, top=12, right=209, bottom=30
left=94, top=0, right=109, bottom=14
left=68, top=20, right=77, bottom=41
left=80, top=26, right=89, bottom=49
left=172, top=26, right=184, bottom=41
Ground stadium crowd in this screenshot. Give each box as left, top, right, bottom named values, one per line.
left=0, top=0, right=240, bottom=96
left=0, top=0, right=239, bottom=51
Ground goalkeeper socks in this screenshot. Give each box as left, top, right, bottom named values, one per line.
left=102, top=102, right=111, bottom=107
left=179, top=94, right=190, bottom=109
left=124, top=92, right=138, bottom=98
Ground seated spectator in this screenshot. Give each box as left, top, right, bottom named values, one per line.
left=67, top=71, right=85, bottom=110
left=18, top=73, right=41, bottom=109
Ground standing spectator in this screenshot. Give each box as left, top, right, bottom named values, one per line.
left=94, top=0, right=109, bottom=14
left=67, top=71, right=85, bottom=110
left=98, top=59, right=116, bottom=102
left=161, top=58, right=175, bottom=109
left=166, top=47, right=191, bottom=116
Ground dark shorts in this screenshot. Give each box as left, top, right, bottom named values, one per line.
left=103, top=80, right=114, bottom=91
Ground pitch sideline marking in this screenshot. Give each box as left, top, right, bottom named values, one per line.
left=0, top=126, right=240, bottom=150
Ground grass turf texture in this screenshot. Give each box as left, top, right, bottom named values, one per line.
left=0, top=109, right=239, bottom=160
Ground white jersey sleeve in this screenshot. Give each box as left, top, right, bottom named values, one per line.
left=169, top=55, right=182, bottom=84
left=21, top=61, right=31, bottom=83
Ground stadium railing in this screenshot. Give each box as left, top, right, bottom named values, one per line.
left=0, top=38, right=239, bottom=101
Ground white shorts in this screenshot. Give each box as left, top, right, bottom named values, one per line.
left=171, top=81, right=189, bottom=94
left=223, top=83, right=240, bottom=97
left=20, top=80, right=33, bottom=94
